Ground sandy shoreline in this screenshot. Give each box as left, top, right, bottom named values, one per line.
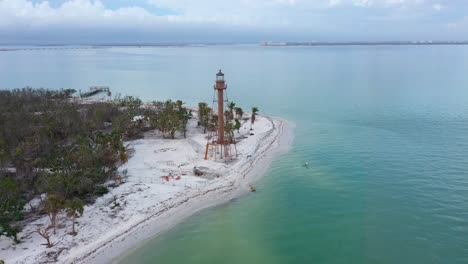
left=0, top=116, right=292, bottom=264
left=77, top=117, right=291, bottom=264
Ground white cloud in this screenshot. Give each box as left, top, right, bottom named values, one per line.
left=0, top=0, right=445, bottom=30
left=0, top=0, right=464, bottom=43
left=0, top=0, right=182, bottom=30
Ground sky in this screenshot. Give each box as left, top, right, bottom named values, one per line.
left=0, top=0, right=467, bottom=44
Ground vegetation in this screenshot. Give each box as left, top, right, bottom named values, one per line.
left=148, top=100, right=192, bottom=139
left=65, top=197, right=84, bottom=236
left=45, top=194, right=66, bottom=233
left=0, top=177, right=25, bottom=242
left=177, top=101, right=193, bottom=138
left=251, top=107, right=259, bottom=129
left=0, top=88, right=146, bottom=242
left=234, top=107, right=244, bottom=119
left=227, top=102, right=236, bottom=117
left=35, top=226, right=55, bottom=248
left=196, top=101, right=250, bottom=140
left=234, top=119, right=242, bottom=133
left=0, top=88, right=257, bottom=249
left=198, top=102, right=212, bottom=133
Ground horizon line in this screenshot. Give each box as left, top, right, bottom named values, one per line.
left=1, top=40, right=468, bottom=48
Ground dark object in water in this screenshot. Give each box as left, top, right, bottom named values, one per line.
left=249, top=184, right=256, bottom=192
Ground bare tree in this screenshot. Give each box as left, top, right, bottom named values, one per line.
left=35, top=226, right=55, bottom=248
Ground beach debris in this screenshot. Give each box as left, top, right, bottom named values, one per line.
left=153, top=148, right=176, bottom=153
left=192, top=167, right=219, bottom=180
left=161, top=175, right=182, bottom=182
left=114, top=176, right=122, bottom=184
left=110, top=192, right=120, bottom=209
left=178, top=162, right=189, bottom=168
left=132, top=115, right=145, bottom=122
left=193, top=166, right=208, bottom=176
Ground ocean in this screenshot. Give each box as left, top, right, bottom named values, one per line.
left=2, top=44, right=468, bottom=263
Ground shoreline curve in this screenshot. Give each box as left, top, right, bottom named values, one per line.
left=63, top=116, right=292, bottom=264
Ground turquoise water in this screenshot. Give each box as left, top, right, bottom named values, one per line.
left=2, top=45, right=468, bottom=263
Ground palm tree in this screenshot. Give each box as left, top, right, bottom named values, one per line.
left=227, top=102, right=236, bottom=116
left=175, top=100, right=183, bottom=109
left=156, top=100, right=182, bottom=139
left=224, top=110, right=233, bottom=122
left=65, top=197, right=84, bottom=236
left=234, top=119, right=241, bottom=133
left=251, top=107, right=259, bottom=130
left=198, top=102, right=208, bottom=124
left=198, top=102, right=211, bottom=133
left=234, top=107, right=244, bottom=119
left=180, top=109, right=192, bottom=139
left=224, top=121, right=235, bottom=143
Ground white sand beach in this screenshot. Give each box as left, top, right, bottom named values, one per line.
left=0, top=115, right=291, bottom=264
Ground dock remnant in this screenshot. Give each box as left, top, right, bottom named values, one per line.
left=79, top=86, right=111, bottom=98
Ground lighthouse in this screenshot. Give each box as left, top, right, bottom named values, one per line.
left=204, top=70, right=237, bottom=161
left=215, top=70, right=226, bottom=144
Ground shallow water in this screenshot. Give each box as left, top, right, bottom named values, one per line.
left=2, top=45, right=468, bottom=263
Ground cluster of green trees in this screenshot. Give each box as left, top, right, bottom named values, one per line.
left=0, top=178, right=24, bottom=242
left=149, top=100, right=192, bottom=139
left=0, top=88, right=146, bottom=243
left=0, top=88, right=257, bottom=246
left=197, top=102, right=212, bottom=133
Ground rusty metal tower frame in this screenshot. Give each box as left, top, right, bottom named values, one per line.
left=204, top=70, right=238, bottom=161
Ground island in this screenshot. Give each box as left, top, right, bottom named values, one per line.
left=0, top=73, right=291, bottom=264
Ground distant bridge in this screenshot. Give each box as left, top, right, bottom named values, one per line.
left=0, top=46, right=104, bottom=52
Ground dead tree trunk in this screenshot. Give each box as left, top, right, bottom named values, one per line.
left=35, top=227, right=55, bottom=248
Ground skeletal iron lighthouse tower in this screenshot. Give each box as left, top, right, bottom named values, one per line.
left=215, top=70, right=226, bottom=144
left=204, top=70, right=237, bottom=161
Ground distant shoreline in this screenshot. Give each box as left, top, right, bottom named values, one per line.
left=1, top=41, right=468, bottom=52
left=260, top=41, right=468, bottom=46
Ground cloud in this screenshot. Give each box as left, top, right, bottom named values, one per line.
left=0, top=0, right=466, bottom=43
left=0, top=0, right=175, bottom=29
left=0, top=0, right=452, bottom=29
